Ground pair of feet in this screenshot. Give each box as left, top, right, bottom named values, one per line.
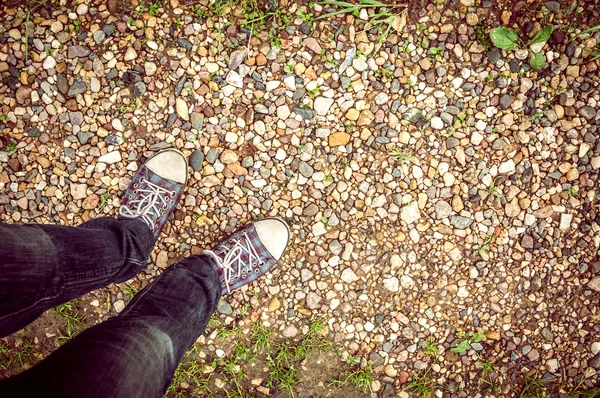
left=117, top=149, right=290, bottom=294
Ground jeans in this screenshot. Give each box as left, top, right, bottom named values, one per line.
left=0, top=218, right=222, bottom=397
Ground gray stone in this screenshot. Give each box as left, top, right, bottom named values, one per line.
left=446, top=105, right=460, bottom=115
left=440, top=112, right=453, bottom=126
left=177, top=38, right=193, bottom=50
left=450, top=215, right=473, bottom=229
left=206, top=148, right=220, bottom=163
left=217, top=299, right=233, bottom=314
left=580, top=106, right=596, bottom=120
left=133, top=81, right=146, bottom=95
left=67, top=79, right=87, bottom=97
left=545, top=1, right=560, bottom=11
left=446, top=137, right=460, bottom=149
left=175, top=76, right=186, bottom=97
left=402, top=108, right=422, bottom=123
left=166, top=113, right=177, bottom=128
left=69, top=112, right=84, bottom=126
left=303, top=203, right=319, bottom=216
left=499, top=94, right=514, bottom=110
left=190, top=150, right=204, bottom=171
left=306, top=292, right=321, bottom=309
left=301, top=268, right=314, bottom=282
left=191, top=112, right=203, bottom=130
left=294, top=106, right=313, bottom=119
left=339, top=46, right=356, bottom=75
left=77, top=131, right=94, bottom=145
left=67, top=45, right=90, bottom=58
left=93, top=30, right=106, bottom=44
left=298, top=161, right=314, bottom=178
left=487, top=48, right=500, bottom=63
left=329, top=240, right=343, bottom=255
left=103, top=24, right=116, bottom=36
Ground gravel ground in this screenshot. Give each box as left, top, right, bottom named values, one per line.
left=1, top=0, right=599, bottom=396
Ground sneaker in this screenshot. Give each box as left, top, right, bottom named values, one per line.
left=203, top=218, right=290, bottom=294
left=119, top=149, right=188, bottom=239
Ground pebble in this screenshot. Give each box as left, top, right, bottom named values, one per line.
left=98, top=151, right=122, bottom=164
left=190, top=150, right=204, bottom=171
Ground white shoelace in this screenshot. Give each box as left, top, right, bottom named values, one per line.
left=119, top=177, right=175, bottom=230
left=204, top=232, right=263, bottom=294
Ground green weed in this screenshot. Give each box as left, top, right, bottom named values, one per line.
left=0, top=338, right=36, bottom=372
left=422, top=339, right=439, bottom=357
left=430, top=46, right=444, bottom=61
left=294, top=319, right=332, bottom=360
left=450, top=331, right=486, bottom=354
left=6, top=142, right=17, bottom=155
left=519, top=374, right=548, bottom=398
left=217, top=325, right=242, bottom=340
left=390, top=148, right=414, bottom=163
left=330, top=360, right=374, bottom=393
left=53, top=301, right=84, bottom=343
left=478, top=355, right=505, bottom=396
left=405, top=367, right=436, bottom=398
left=476, top=235, right=495, bottom=256
left=318, top=0, right=407, bottom=51
left=251, top=323, right=271, bottom=353
left=488, top=179, right=505, bottom=201
left=267, top=343, right=297, bottom=396
left=97, top=192, right=111, bottom=211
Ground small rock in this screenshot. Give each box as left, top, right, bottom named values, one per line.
left=226, top=70, right=243, bottom=88
left=329, top=132, right=350, bottom=146
left=228, top=49, right=247, bottom=70
left=176, top=98, right=189, bottom=120
left=588, top=276, right=600, bottom=292
left=268, top=296, right=281, bottom=312
left=114, top=300, right=125, bottom=313
left=431, top=116, right=444, bottom=130
left=67, top=45, right=91, bottom=58
left=383, top=277, right=399, bottom=292
left=303, top=37, right=322, bottom=53
left=190, top=150, right=204, bottom=171
left=70, top=183, right=87, bottom=200
left=435, top=201, right=452, bottom=219
left=341, top=268, right=359, bottom=283
left=400, top=202, right=420, bottom=224
left=450, top=215, right=473, bottom=229
left=580, top=106, right=596, bottom=120
left=98, top=151, right=122, bottom=164
left=217, top=299, right=233, bottom=314
left=314, top=97, right=334, bottom=116
left=82, top=194, right=100, bottom=209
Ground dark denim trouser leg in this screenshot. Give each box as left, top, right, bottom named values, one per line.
left=0, top=218, right=154, bottom=338
left=0, top=255, right=222, bottom=398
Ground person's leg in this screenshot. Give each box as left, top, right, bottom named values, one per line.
left=0, top=254, right=221, bottom=398
left=0, top=218, right=153, bottom=338
left=0, top=218, right=290, bottom=398
left=0, top=149, right=189, bottom=338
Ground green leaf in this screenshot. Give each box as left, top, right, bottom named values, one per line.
left=530, top=26, right=553, bottom=45
left=472, top=331, right=486, bottom=343
left=489, top=27, right=518, bottom=51
left=451, top=340, right=471, bottom=354
left=530, top=52, right=546, bottom=71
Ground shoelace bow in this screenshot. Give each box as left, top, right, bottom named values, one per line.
left=204, top=232, right=263, bottom=294
left=119, top=177, right=175, bottom=230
